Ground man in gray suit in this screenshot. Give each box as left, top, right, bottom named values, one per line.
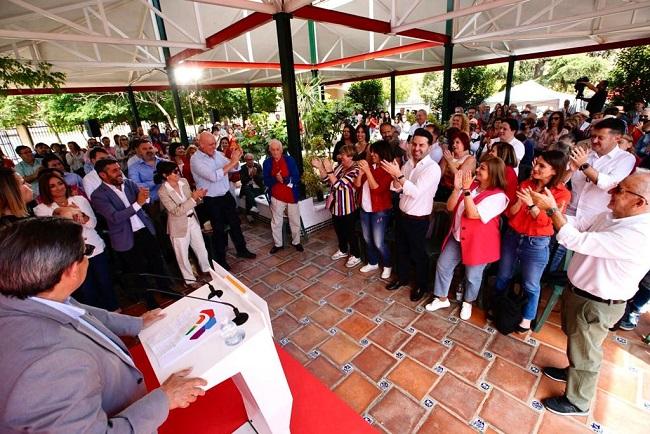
left=0, top=217, right=207, bottom=433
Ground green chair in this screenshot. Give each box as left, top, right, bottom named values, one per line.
left=533, top=250, right=573, bottom=332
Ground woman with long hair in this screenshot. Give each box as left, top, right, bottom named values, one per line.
left=156, top=161, right=211, bottom=286
left=33, top=171, right=118, bottom=311
left=114, top=135, right=131, bottom=172
left=426, top=157, right=509, bottom=320
left=332, top=124, right=354, bottom=162
left=312, top=145, right=361, bottom=267
left=494, top=150, right=571, bottom=332
left=0, top=168, right=32, bottom=228
left=538, top=111, right=568, bottom=150
left=169, top=129, right=181, bottom=144
left=489, top=141, right=519, bottom=205
left=65, top=141, right=86, bottom=177
left=354, top=124, right=371, bottom=161
left=354, top=140, right=394, bottom=279
left=436, top=131, right=476, bottom=201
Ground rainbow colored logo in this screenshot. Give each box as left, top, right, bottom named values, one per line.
left=185, top=309, right=217, bottom=340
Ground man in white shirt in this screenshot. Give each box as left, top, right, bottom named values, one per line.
left=407, top=109, right=428, bottom=142
left=83, top=147, right=110, bottom=197
left=489, top=118, right=525, bottom=167
left=530, top=172, right=650, bottom=416
left=566, top=118, right=636, bottom=219
left=381, top=128, right=441, bottom=302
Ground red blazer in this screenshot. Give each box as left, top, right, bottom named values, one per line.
left=443, top=182, right=504, bottom=266
left=357, top=164, right=393, bottom=212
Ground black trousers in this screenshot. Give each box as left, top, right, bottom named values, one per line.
left=332, top=211, right=360, bottom=257
left=396, top=216, right=429, bottom=290
left=240, top=185, right=266, bottom=211
left=203, top=194, right=247, bottom=263
left=118, top=228, right=169, bottom=308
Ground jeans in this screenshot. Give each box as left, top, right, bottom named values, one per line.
left=332, top=212, right=360, bottom=257
left=548, top=239, right=567, bottom=272
left=396, top=216, right=429, bottom=290
left=496, top=226, right=551, bottom=320
left=433, top=238, right=488, bottom=302
left=359, top=209, right=391, bottom=266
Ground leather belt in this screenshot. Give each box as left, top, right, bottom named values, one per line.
left=571, top=286, right=626, bottom=305
left=400, top=211, right=429, bottom=221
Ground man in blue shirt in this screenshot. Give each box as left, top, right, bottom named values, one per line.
left=128, top=139, right=163, bottom=201
left=191, top=131, right=255, bottom=270
left=15, top=145, right=42, bottom=195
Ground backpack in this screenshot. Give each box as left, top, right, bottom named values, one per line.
left=493, top=289, right=528, bottom=335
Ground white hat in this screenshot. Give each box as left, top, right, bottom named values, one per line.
left=578, top=110, right=590, bottom=117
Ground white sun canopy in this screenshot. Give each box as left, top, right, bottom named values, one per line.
left=1, top=0, right=649, bottom=92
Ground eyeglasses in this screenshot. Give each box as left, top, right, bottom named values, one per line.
left=172, top=168, right=181, bottom=175
left=611, top=185, right=649, bottom=205
left=84, top=244, right=95, bottom=257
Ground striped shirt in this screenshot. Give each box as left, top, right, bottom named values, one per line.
left=324, top=163, right=359, bottom=216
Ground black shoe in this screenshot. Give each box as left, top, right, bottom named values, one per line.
left=237, top=249, right=257, bottom=259
left=386, top=280, right=407, bottom=291
left=542, top=396, right=588, bottom=416
left=269, top=246, right=283, bottom=254
left=293, top=243, right=304, bottom=252
left=410, top=287, right=426, bottom=302
left=218, top=261, right=231, bottom=271
left=515, top=325, right=530, bottom=334
left=543, top=366, right=568, bottom=383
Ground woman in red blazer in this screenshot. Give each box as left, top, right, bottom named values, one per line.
left=354, top=140, right=394, bottom=280
left=425, top=156, right=509, bottom=321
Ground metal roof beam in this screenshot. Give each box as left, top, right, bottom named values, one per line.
left=189, top=0, right=277, bottom=14
left=7, top=0, right=101, bottom=36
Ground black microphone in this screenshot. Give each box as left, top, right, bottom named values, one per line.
left=130, top=272, right=223, bottom=298
left=145, top=288, right=249, bottom=326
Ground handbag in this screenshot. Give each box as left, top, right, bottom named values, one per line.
left=493, top=288, right=528, bottom=335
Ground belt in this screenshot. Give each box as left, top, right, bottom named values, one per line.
left=400, top=211, right=429, bottom=221
left=187, top=212, right=195, bottom=219
left=571, top=286, right=626, bottom=305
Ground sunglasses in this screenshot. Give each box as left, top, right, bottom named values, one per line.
left=173, top=168, right=181, bottom=175
left=84, top=244, right=95, bottom=257
left=611, top=185, right=649, bottom=205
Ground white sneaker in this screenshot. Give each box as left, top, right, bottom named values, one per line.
left=460, top=302, right=472, bottom=320
left=346, top=256, right=362, bottom=268
left=425, top=298, right=451, bottom=312
left=331, top=250, right=348, bottom=260
left=250, top=206, right=259, bottom=213
left=381, top=267, right=392, bottom=279
left=360, top=263, right=379, bottom=273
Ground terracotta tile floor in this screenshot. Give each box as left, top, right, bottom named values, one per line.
left=122, top=220, right=650, bottom=434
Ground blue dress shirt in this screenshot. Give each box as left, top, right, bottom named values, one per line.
left=190, top=150, right=231, bottom=197
left=128, top=157, right=163, bottom=201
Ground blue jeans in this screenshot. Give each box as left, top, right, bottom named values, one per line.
left=433, top=238, right=488, bottom=302
left=360, top=209, right=391, bottom=266
left=496, top=226, right=551, bottom=320
left=75, top=251, right=119, bottom=311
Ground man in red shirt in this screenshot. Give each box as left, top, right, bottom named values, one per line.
left=263, top=139, right=303, bottom=253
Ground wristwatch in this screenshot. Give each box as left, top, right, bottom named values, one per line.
left=579, top=163, right=590, bottom=172
left=546, top=207, right=558, bottom=217
left=527, top=204, right=536, bottom=210
left=463, top=190, right=471, bottom=197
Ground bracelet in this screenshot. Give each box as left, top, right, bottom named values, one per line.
left=326, top=171, right=334, bottom=174
left=527, top=204, right=536, bottom=209
left=397, top=175, right=405, bottom=180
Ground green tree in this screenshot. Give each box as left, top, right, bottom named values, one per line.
left=252, top=87, right=281, bottom=113
left=454, top=66, right=499, bottom=108
left=347, top=79, right=383, bottom=112
left=380, top=75, right=413, bottom=104
left=608, top=46, right=650, bottom=109
left=0, top=57, right=65, bottom=91
left=541, top=54, right=610, bottom=93
left=419, top=71, right=443, bottom=109
left=0, top=96, right=38, bottom=128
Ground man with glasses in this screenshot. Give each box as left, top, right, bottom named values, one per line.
left=530, top=172, right=650, bottom=416
left=0, top=217, right=206, bottom=433
left=14, top=145, right=43, bottom=195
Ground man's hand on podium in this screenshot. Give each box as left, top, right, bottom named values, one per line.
left=141, top=308, right=166, bottom=328
left=161, top=368, right=208, bottom=409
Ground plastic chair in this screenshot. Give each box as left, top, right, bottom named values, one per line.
left=533, top=250, right=573, bottom=332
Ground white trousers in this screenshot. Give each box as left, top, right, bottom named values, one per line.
left=270, top=196, right=301, bottom=247
left=171, top=216, right=211, bottom=282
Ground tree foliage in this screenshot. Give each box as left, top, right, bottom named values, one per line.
left=542, top=55, right=610, bottom=93
left=419, top=72, right=443, bottom=109
left=0, top=57, right=65, bottom=91
left=419, top=67, right=497, bottom=111
left=0, top=96, right=38, bottom=128
left=380, top=75, right=414, bottom=104
left=347, top=79, right=384, bottom=112
left=608, top=46, right=650, bottom=108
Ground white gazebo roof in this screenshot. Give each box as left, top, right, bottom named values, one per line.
left=485, top=80, right=576, bottom=109
left=1, top=0, right=650, bottom=93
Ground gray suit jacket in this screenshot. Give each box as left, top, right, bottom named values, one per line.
left=91, top=179, right=156, bottom=252
left=0, top=295, right=169, bottom=433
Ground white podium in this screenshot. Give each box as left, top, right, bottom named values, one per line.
left=139, top=262, right=293, bottom=434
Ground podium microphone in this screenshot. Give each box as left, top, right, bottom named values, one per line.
left=132, top=272, right=223, bottom=298
left=145, top=288, right=249, bottom=326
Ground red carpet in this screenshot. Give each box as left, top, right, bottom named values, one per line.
left=130, top=343, right=377, bottom=433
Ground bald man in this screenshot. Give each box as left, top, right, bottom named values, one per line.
left=263, top=139, right=303, bottom=253
left=530, top=172, right=650, bottom=416
left=191, top=132, right=255, bottom=270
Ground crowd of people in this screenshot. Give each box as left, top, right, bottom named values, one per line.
left=1, top=92, right=650, bottom=430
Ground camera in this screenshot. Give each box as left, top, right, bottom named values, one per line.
left=575, top=77, right=590, bottom=99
